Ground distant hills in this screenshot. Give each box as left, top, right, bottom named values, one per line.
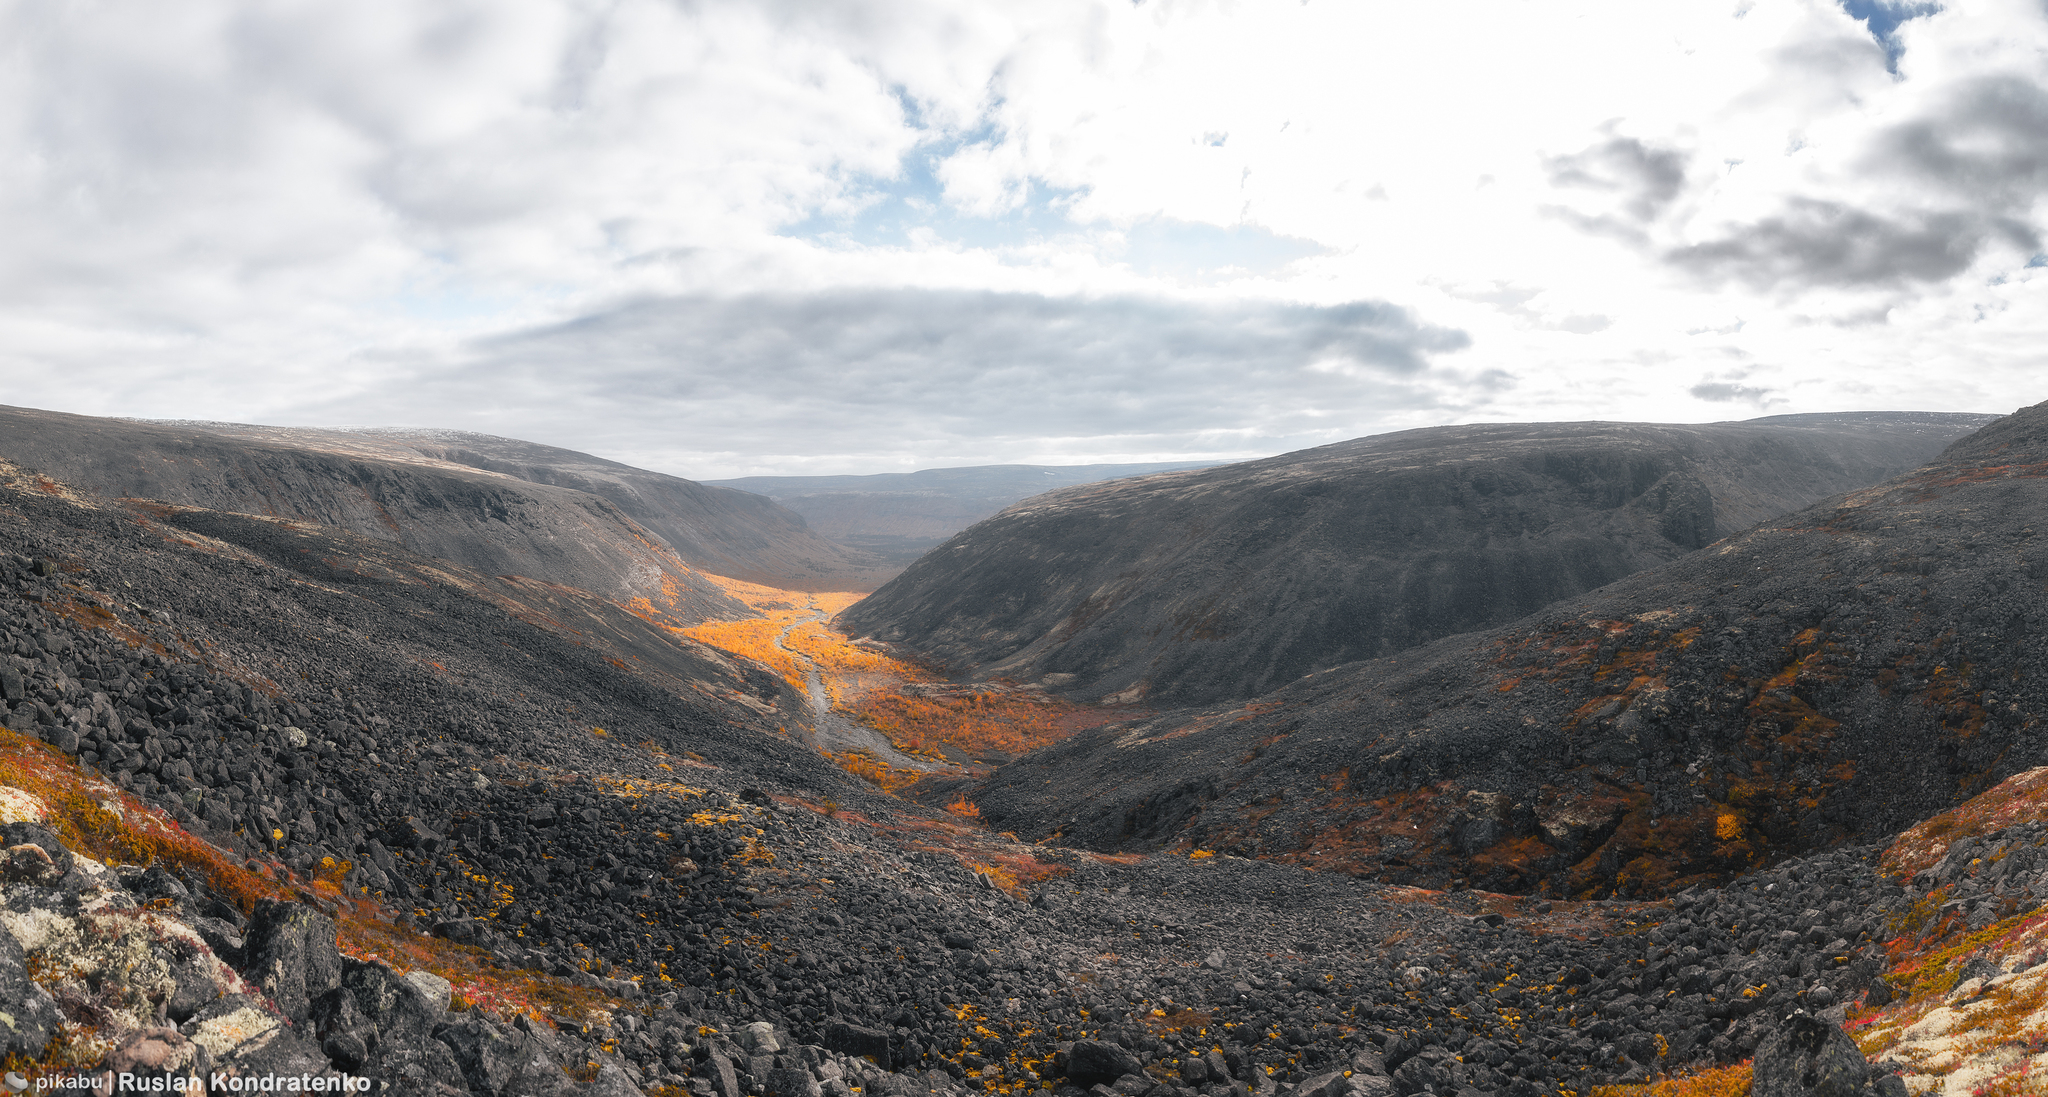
left=843, top=411, right=1998, bottom=705
left=924, top=404, right=2048, bottom=897
left=703, top=461, right=1217, bottom=563
left=0, top=406, right=893, bottom=611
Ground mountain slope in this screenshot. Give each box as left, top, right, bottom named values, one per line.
left=704, top=461, right=1217, bottom=563
left=844, top=412, right=1994, bottom=705
left=179, top=422, right=899, bottom=591
left=941, top=401, right=2048, bottom=898
left=0, top=417, right=2022, bottom=1097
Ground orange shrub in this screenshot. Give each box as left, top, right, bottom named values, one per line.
left=682, top=616, right=806, bottom=689
left=844, top=690, right=1085, bottom=762
left=1591, top=1061, right=1752, bottom=1097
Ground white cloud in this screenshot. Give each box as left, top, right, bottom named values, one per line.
left=2, top=0, right=2046, bottom=475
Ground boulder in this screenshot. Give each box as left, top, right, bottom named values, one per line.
left=241, top=899, right=342, bottom=1026
left=1066, top=1041, right=1147, bottom=1087
left=823, top=1021, right=891, bottom=1063
left=1751, top=1010, right=1872, bottom=1097
left=0, top=924, right=63, bottom=1057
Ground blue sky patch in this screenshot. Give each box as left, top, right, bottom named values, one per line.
left=1839, top=0, right=1942, bottom=72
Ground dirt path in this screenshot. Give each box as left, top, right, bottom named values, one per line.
left=774, top=597, right=949, bottom=772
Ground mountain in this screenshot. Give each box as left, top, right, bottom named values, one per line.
left=179, top=421, right=901, bottom=591
left=703, top=461, right=1217, bottom=564
left=0, top=411, right=2031, bottom=1097
left=0, top=408, right=887, bottom=620
left=842, top=412, right=1997, bottom=706
left=938, top=401, right=2048, bottom=900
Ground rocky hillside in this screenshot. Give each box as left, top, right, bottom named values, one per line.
left=844, top=412, right=1993, bottom=706
left=182, top=422, right=898, bottom=592
left=0, top=408, right=882, bottom=620
left=942, top=401, right=2048, bottom=901
left=2, top=415, right=2040, bottom=1097
left=704, top=463, right=1214, bottom=565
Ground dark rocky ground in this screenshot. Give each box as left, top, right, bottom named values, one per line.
left=843, top=412, right=1994, bottom=707
left=0, top=450, right=1930, bottom=1097
left=940, top=401, right=2048, bottom=901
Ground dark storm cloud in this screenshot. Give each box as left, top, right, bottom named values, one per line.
left=330, top=289, right=1474, bottom=472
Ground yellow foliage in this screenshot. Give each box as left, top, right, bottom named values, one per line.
left=1590, top=1061, right=1752, bottom=1097
left=828, top=750, right=925, bottom=792
left=1715, top=813, right=1743, bottom=841
left=681, top=616, right=806, bottom=689
left=845, top=690, right=1085, bottom=762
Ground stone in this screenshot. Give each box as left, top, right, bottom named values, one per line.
left=1349, top=1077, right=1396, bottom=1097
left=0, top=821, right=73, bottom=876
left=1066, top=1041, right=1147, bottom=1087
left=0, top=923, right=63, bottom=1057
left=824, top=1021, right=892, bottom=1062
left=593, top=1063, right=649, bottom=1097
left=241, top=899, right=343, bottom=1026
left=1751, top=1011, right=1870, bottom=1097
left=1295, top=1072, right=1349, bottom=1097
left=705, top=1051, right=744, bottom=1097
left=741, top=1021, right=783, bottom=1054
left=768, top=1065, right=823, bottom=1097
left=0, top=842, right=59, bottom=885
left=406, top=969, right=454, bottom=1014
left=96, top=1027, right=211, bottom=1094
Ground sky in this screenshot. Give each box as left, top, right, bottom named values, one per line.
left=2, top=0, right=2045, bottom=478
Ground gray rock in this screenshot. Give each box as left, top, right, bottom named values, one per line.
left=1349, top=1077, right=1396, bottom=1097
left=1295, top=1072, right=1349, bottom=1097
left=705, top=1051, right=744, bottom=1097
left=593, top=1063, right=648, bottom=1097
left=1751, top=1010, right=1870, bottom=1097
left=1066, top=1041, right=1147, bottom=1087
left=740, top=1020, right=782, bottom=1054
left=767, top=1065, right=823, bottom=1097
left=241, top=899, right=342, bottom=1026
left=406, top=969, right=453, bottom=1014
left=823, top=1021, right=891, bottom=1063
left=95, top=1027, right=211, bottom=1094
left=0, top=822, right=74, bottom=877
left=0, top=922, right=63, bottom=1057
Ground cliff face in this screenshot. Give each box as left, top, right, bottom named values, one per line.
left=944, top=403, right=2048, bottom=898
left=842, top=412, right=1995, bottom=706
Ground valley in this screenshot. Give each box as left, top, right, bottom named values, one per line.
left=5, top=403, right=2048, bottom=1097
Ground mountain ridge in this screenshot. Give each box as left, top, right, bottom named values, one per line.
left=843, top=411, right=1998, bottom=706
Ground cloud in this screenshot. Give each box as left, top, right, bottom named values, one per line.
left=1664, top=198, right=2030, bottom=289
left=1689, top=380, right=1783, bottom=407
left=1545, top=136, right=1690, bottom=223
left=1582, top=71, right=2048, bottom=292
left=285, top=290, right=1472, bottom=476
